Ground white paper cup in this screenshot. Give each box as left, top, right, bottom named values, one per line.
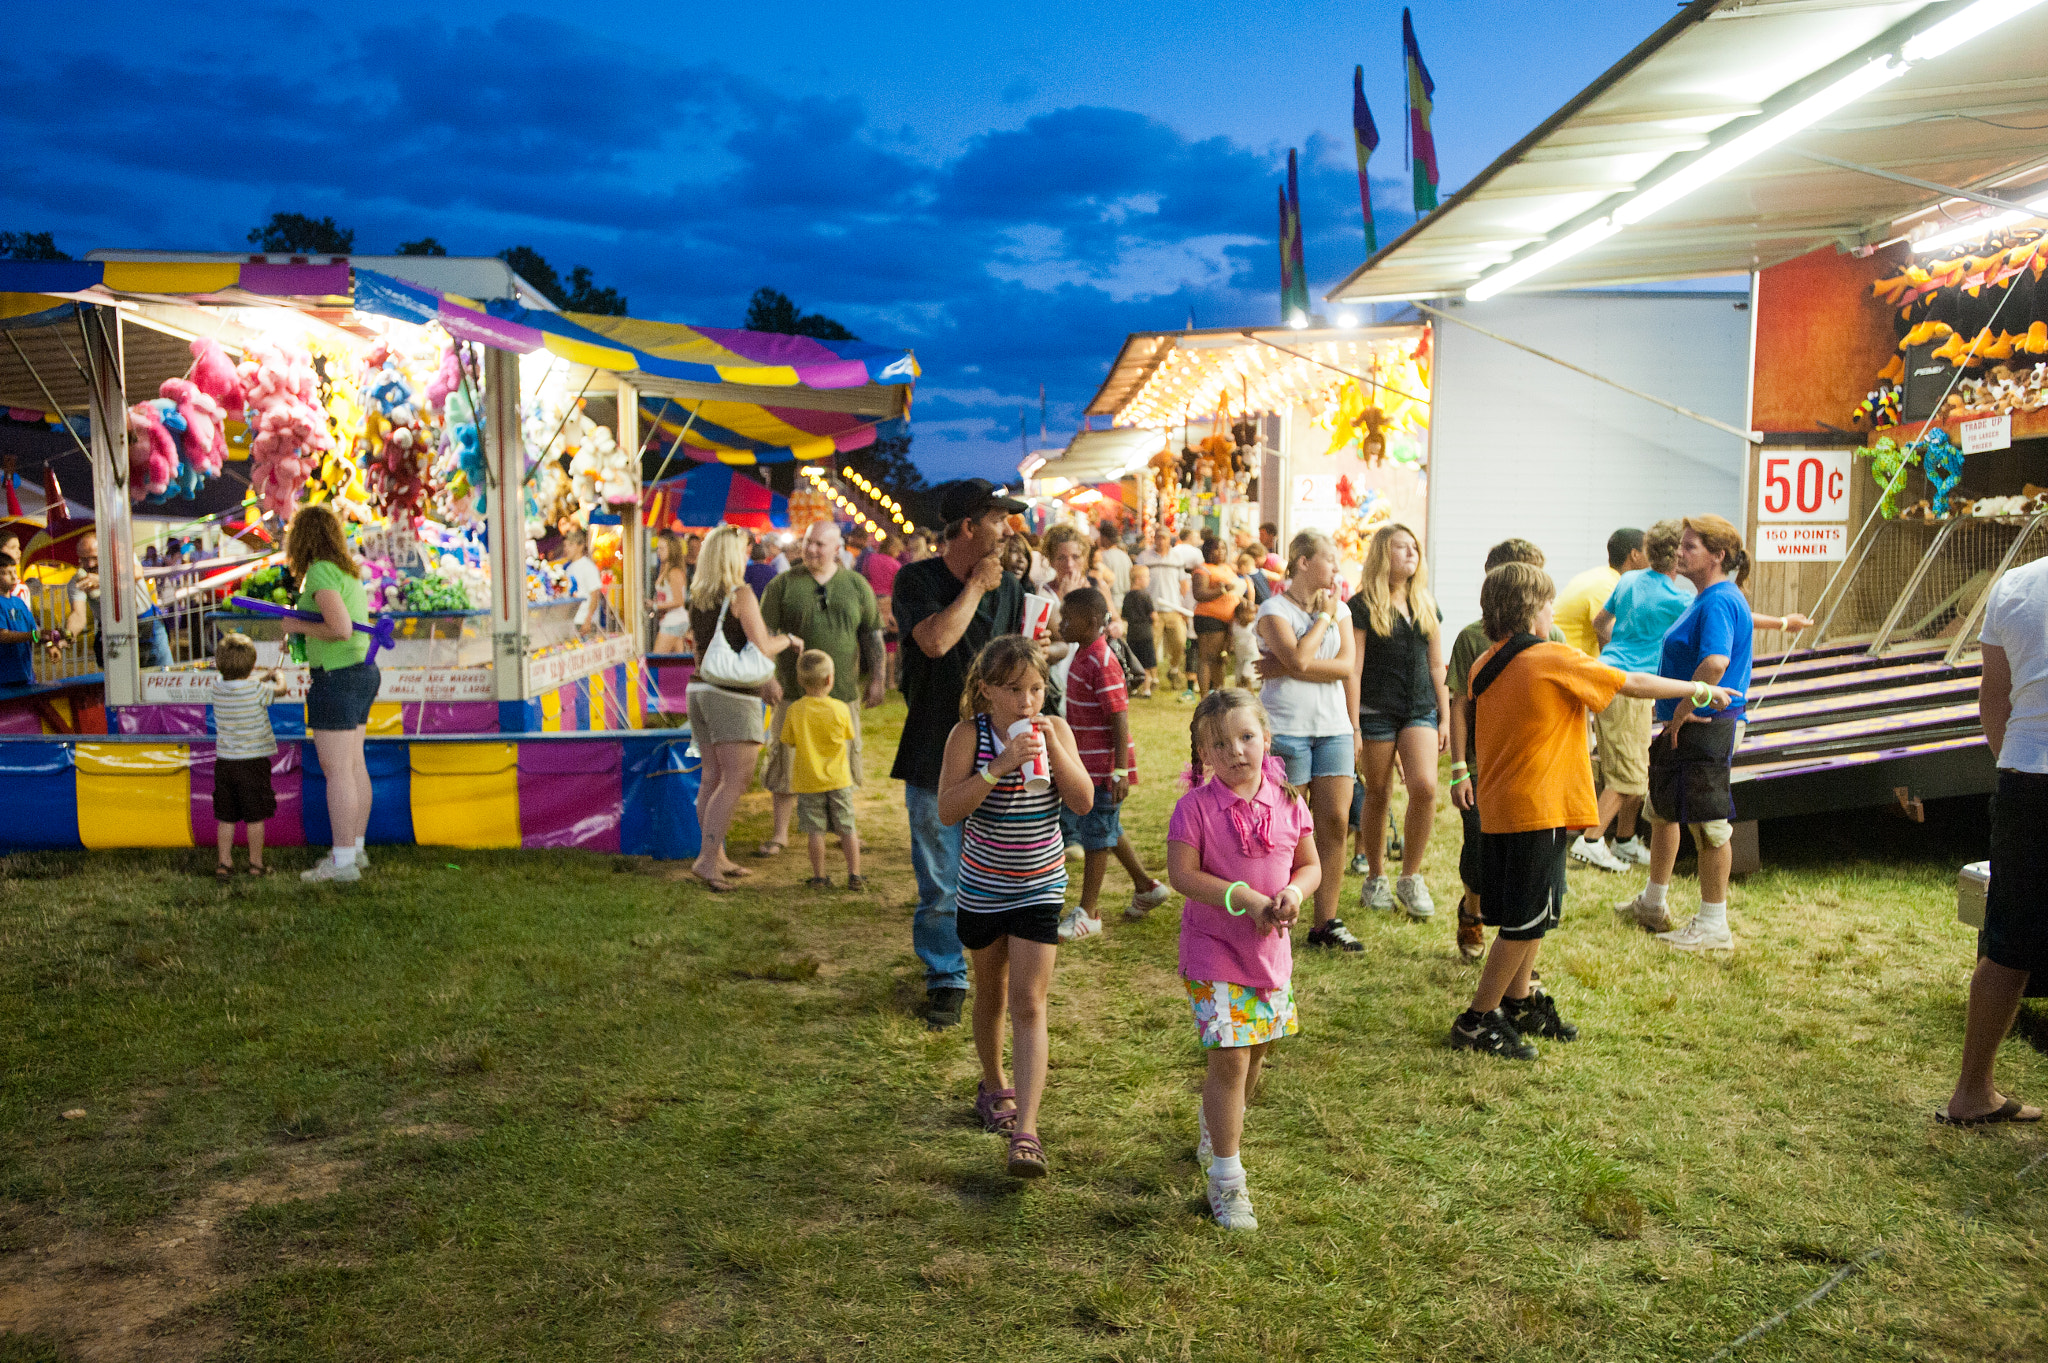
left=1008, top=718, right=1051, bottom=793
left=1021, top=593, right=1057, bottom=642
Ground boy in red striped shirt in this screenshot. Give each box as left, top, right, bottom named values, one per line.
left=1058, top=588, right=1172, bottom=940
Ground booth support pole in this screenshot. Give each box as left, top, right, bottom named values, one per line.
left=485, top=346, right=529, bottom=703
left=616, top=376, right=644, bottom=645
left=87, top=309, right=139, bottom=707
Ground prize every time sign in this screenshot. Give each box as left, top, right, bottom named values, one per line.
left=1755, top=451, right=1851, bottom=561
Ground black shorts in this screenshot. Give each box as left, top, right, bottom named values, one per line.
left=1647, top=715, right=1738, bottom=826
left=306, top=661, right=380, bottom=731
left=1127, top=635, right=1157, bottom=670
left=1192, top=615, right=1231, bottom=637
left=1459, top=803, right=1483, bottom=894
left=1984, top=770, right=2048, bottom=973
left=957, top=900, right=1062, bottom=951
left=1479, top=827, right=1569, bottom=941
left=212, top=755, right=277, bottom=824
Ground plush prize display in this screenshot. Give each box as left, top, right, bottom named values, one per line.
left=566, top=410, right=635, bottom=506
left=239, top=338, right=335, bottom=518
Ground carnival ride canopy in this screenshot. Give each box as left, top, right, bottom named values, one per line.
left=643, top=464, right=788, bottom=532
left=1328, top=0, right=2048, bottom=302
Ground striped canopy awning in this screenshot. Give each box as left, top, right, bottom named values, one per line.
left=642, top=465, right=788, bottom=531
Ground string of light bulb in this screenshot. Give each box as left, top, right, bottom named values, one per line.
left=1117, top=336, right=1413, bottom=429
left=801, top=464, right=914, bottom=537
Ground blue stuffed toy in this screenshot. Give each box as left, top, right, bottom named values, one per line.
left=1920, top=428, right=1966, bottom=518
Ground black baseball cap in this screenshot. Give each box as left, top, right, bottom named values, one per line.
left=938, top=478, right=1027, bottom=523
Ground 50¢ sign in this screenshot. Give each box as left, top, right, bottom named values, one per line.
left=1756, top=451, right=1851, bottom=522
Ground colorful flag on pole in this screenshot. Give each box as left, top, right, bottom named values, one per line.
left=1281, top=149, right=1310, bottom=324
left=1403, top=7, right=1440, bottom=215
left=1353, top=65, right=1381, bottom=256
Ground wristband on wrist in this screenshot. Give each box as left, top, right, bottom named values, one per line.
left=1110, top=768, right=1128, bottom=779
left=978, top=767, right=1000, bottom=785
left=1450, top=761, right=1468, bottom=773
left=1691, top=680, right=1712, bottom=707
left=1449, top=772, right=1468, bottom=788
left=1223, top=880, right=1251, bottom=916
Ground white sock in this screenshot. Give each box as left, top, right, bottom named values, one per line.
left=333, top=846, right=357, bottom=868
left=355, top=836, right=366, bottom=854
left=1641, top=881, right=1667, bottom=909
left=1208, top=1152, right=1244, bottom=1184
left=1696, top=899, right=1727, bottom=933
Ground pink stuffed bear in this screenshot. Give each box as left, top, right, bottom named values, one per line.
left=238, top=339, right=333, bottom=519
left=189, top=338, right=243, bottom=417
left=125, top=403, right=177, bottom=499
left=158, top=378, right=227, bottom=478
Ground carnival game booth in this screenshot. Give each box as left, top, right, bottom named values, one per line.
left=1318, top=0, right=2048, bottom=837
left=0, top=254, right=917, bottom=854
left=1064, top=324, right=1432, bottom=587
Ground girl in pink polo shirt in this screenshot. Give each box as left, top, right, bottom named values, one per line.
left=1166, top=688, right=1321, bottom=1231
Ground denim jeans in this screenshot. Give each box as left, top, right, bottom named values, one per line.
left=903, top=782, right=967, bottom=990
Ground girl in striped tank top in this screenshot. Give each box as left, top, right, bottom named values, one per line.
left=939, top=635, right=1092, bottom=1180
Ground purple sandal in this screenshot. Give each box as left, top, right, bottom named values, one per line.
left=1006, top=1130, right=1047, bottom=1179
left=974, top=1082, right=1018, bottom=1133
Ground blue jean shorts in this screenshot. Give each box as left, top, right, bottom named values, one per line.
left=1060, top=784, right=1124, bottom=852
left=1358, top=707, right=1437, bottom=744
left=306, top=662, right=381, bottom=731
left=1269, top=732, right=1355, bottom=784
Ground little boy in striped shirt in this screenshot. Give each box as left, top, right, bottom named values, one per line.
left=1057, top=588, right=1171, bottom=941
left=210, top=632, right=280, bottom=879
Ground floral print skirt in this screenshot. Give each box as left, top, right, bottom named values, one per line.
left=1184, top=977, right=1300, bottom=1050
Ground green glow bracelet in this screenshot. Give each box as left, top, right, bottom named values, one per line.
left=1223, top=881, right=1251, bottom=916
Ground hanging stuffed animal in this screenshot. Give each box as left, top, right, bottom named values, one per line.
left=125, top=401, right=178, bottom=500
left=1921, top=429, right=1966, bottom=518
left=1854, top=436, right=1920, bottom=519
left=158, top=378, right=227, bottom=479
left=239, top=338, right=333, bottom=518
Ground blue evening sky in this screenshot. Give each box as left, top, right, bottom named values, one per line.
left=1, top=2, right=1685, bottom=484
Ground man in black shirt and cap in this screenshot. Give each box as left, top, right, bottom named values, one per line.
left=891, top=479, right=1027, bottom=1029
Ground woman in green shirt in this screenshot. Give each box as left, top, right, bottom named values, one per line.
left=281, top=505, right=375, bottom=884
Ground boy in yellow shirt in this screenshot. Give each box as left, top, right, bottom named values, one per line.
left=778, top=649, right=863, bottom=889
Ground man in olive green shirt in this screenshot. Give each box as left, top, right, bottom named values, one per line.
left=756, top=520, right=885, bottom=856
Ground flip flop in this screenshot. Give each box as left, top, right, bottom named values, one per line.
left=722, top=864, right=754, bottom=879
left=753, top=840, right=787, bottom=858
left=214, top=864, right=234, bottom=882
left=247, top=865, right=272, bottom=878
left=1935, top=1097, right=2043, bottom=1126
left=691, top=872, right=733, bottom=894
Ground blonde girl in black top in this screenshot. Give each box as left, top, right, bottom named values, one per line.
left=1348, top=523, right=1449, bottom=923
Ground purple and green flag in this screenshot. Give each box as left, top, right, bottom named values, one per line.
left=1353, top=65, right=1381, bottom=255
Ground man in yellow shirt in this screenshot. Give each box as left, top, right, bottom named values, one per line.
left=778, top=649, right=863, bottom=890
left=1553, top=528, right=1645, bottom=657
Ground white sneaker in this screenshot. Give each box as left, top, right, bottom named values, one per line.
left=301, top=856, right=361, bottom=884
left=1609, top=836, right=1650, bottom=866
left=1657, top=916, right=1734, bottom=952
left=1125, top=881, right=1174, bottom=921
left=1570, top=837, right=1629, bottom=873
left=1395, top=874, right=1435, bottom=921
left=1360, top=875, right=1394, bottom=912
left=1615, top=892, right=1674, bottom=934
left=1208, top=1181, right=1258, bottom=1231
left=1057, top=908, right=1104, bottom=942
left=354, top=847, right=371, bottom=871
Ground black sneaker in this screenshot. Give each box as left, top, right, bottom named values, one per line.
left=1449, top=1009, right=1538, bottom=1060
left=1305, top=919, right=1364, bottom=952
left=925, top=987, right=967, bottom=1031
left=1502, top=990, right=1578, bottom=1042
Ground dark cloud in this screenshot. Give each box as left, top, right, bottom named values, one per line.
left=0, top=10, right=1414, bottom=484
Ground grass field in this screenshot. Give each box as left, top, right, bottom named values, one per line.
left=1, top=692, right=2043, bottom=1362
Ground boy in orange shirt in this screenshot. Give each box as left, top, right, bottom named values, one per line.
left=1451, top=563, right=1734, bottom=1060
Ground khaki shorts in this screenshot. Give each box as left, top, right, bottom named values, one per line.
left=763, top=698, right=864, bottom=794
left=796, top=788, right=856, bottom=834
left=1593, top=694, right=1652, bottom=796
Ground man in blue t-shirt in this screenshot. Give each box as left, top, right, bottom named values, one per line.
left=1614, top=516, right=1757, bottom=955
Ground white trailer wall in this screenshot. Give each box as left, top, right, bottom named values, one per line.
left=1428, top=291, right=1751, bottom=628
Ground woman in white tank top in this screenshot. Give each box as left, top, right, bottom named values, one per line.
left=1252, top=529, right=1363, bottom=951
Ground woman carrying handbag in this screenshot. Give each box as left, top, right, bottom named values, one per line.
left=687, top=524, right=801, bottom=892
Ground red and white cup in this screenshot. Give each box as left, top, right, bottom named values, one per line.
left=1021, top=592, right=1056, bottom=642
left=1008, top=718, right=1052, bottom=793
